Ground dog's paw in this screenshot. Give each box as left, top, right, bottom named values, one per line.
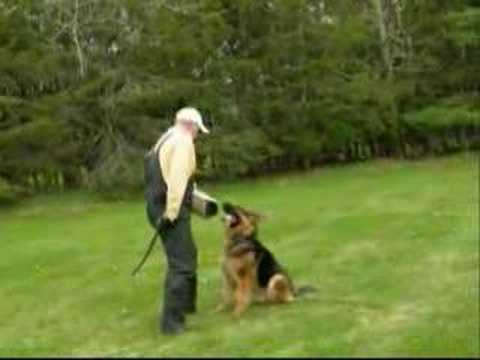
left=232, top=305, right=248, bottom=318
left=213, top=303, right=227, bottom=313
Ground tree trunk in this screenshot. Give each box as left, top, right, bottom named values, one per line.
left=72, top=0, right=86, bottom=79
left=374, top=0, right=410, bottom=78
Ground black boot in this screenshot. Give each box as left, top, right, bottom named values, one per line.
left=160, top=275, right=187, bottom=335
left=160, top=270, right=188, bottom=334
left=160, top=309, right=185, bottom=335
left=184, top=276, right=197, bottom=315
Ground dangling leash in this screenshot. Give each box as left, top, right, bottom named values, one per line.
left=131, top=221, right=164, bottom=276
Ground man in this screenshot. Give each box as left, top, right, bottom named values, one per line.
left=145, top=107, right=209, bottom=335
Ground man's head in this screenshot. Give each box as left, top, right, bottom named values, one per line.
left=175, top=107, right=209, bottom=139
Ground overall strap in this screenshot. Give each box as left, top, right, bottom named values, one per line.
left=153, top=127, right=175, bottom=155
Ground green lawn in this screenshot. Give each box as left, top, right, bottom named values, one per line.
left=1, top=154, right=479, bottom=357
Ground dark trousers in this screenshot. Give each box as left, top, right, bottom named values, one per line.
left=146, top=202, right=197, bottom=334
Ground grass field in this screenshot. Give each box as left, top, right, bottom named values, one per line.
left=0, top=154, right=478, bottom=357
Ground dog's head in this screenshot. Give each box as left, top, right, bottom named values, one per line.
left=222, top=202, right=265, bottom=238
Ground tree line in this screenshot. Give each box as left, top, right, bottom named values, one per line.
left=0, top=0, right=479, bottom=202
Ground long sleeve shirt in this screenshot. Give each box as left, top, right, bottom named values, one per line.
left=156, top=127, right=196, bottom=221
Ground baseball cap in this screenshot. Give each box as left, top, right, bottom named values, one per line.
left=175, top=107, right=209, bottom=134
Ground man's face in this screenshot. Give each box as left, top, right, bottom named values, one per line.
left=179, top=121, right=199, bottom=139
left=188, top=123, right=199, bottom=139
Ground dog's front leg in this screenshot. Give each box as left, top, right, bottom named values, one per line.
left=215, top=279, right=233, bottom=313
left=215, top=264, right=235, bottom=313
left=233, top=271, right=253, bottom=317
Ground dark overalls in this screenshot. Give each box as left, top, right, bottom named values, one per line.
left=144, top=133, right=197, bottom=334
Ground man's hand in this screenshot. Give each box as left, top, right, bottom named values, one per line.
left=156, top=215, right=176, bottom=231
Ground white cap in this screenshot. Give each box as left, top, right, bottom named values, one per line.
left=175, top=107, right=209, bottom=134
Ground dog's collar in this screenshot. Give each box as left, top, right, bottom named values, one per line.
left=232, top=233, right=257, bottom=243
left=227, top=233, right=258, bottom=253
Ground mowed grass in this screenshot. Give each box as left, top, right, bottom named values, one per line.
left=0, top=154, right=478, bottom=357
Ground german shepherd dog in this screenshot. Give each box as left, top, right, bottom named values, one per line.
left=216, top=202, right=312, bottom=317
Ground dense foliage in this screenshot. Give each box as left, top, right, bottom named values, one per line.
left=0, top=0, right=478, bottom=198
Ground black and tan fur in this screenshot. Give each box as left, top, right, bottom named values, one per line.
left=216, top=202, right=300, bottom=317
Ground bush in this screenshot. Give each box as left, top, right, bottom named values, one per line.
left=85, top=136, right=145, bottom=199
left=0, top=177, right=31, bottom=206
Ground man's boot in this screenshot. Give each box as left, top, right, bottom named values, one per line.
left=160, top=310, right=185, bottom=335
left=184, top=275, right=197, bottom=315
left=160, top=274, right=187, bottom=335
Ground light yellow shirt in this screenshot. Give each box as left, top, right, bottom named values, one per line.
left=155, top=126, right=196, bottom=221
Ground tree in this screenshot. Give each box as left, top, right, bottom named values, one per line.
left=0, top=0, right=478, bottom=200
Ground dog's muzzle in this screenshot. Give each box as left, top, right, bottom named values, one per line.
left=222, top=213, right=232, bottom=225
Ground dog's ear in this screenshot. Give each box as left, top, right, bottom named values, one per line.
left=244, top=209, right=268, bottom=223
left=222, top=202, right=235, bottom=214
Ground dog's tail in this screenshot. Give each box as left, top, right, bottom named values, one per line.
left=294, top=285, right=317, bottom=298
